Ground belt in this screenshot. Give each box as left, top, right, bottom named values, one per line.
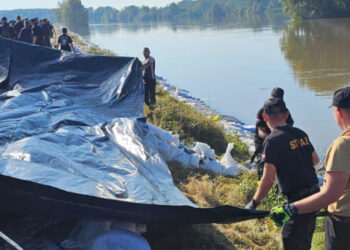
left=329, top=214, right=350, bottom=224
left=285, top=184, right=320, bottom=203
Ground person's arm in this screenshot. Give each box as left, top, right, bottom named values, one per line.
left=33, top=35, right=38, bottom=44
left=17, top=29, right=22, bottom=40
left=258, top=127, right=269, bottom=139
left=294, top=171, right=349, bottom=214
left=253, top=163, right=276, bottom=203
left=312, top=151, right=320, bottom=167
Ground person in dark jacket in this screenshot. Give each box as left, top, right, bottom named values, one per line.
left=0, top=17, right=15, bottom=39
left=31, top=18, right=43, bottom=45
left=41, top=19, right=51, bottom=47
left=13, top=16, right=24, bottom=39
left=18, top=21, right=33, bottom=44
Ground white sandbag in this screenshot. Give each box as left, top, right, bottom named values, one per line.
left=146, top=123, right=180, bottom=146
left=193, top=142, right=216, bottom=161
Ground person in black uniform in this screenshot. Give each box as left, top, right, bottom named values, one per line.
left=41, top=19, right=51, bottom=47
left=58, top=28, right=75, bottom=53
left=13, top=16, right=24, bottom=39
left=31, top=18, right=43, bottom=45
left=252, top=88, right=294, bottom=179
left=0, top=17, right=15, bottom=39
left=18, top=21, right=33, bottom=44
left=246, top=98, right=320, bottom=250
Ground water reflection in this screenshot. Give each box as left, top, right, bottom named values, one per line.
left=89, top=14, right=288, bottom=34
left=280, top=18, right=350, bottom=96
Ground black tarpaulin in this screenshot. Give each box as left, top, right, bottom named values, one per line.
left=0, top=37, right=268, bottom=225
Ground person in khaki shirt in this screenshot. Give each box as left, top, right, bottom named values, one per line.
left=270, top=87, right=350, bottom=250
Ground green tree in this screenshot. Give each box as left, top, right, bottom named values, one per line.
left=280, top=0, right=350, bottom=18
left=56, top=0, right=89, bottom=35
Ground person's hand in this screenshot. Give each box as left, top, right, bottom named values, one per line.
left=270, top=203, right=297, bottom=227
left=245, top=199, right=259, bottom=210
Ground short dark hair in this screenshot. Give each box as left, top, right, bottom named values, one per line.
left=17, top=16, right=21, bottom=20
left=144, top=47, right=150, bottom=52
left=271, top=87, right=284, bottom=99
left=263, top=97, right=288, bottom=115
left=2, top=17, right=7, bottom=21
left=62, top=27, right=68, bottom=33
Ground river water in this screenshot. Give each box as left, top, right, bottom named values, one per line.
left=88, top=17, right=350, bottom=156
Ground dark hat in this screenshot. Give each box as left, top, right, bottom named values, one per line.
left=331, top=87, right=350, bottom=109
left=271, top=87, right=284, bottom=99
left=263, top=98, right=288, bottom=115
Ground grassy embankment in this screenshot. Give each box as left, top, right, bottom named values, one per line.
left=82, top=43, right=325, bottom=249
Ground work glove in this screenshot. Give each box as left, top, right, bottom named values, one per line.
left=270, top=203, right=298, bottom=227
left=245, top=199, right=259, bottom=210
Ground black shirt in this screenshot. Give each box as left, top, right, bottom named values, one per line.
left=18, top=27, right=33, bottom=44
left=254, top=107, right=294, bottom=154
left=262, top=125, right=318, bottom=196
left=41, top=23, right=51, bottom=47
left=0, top=23, right=15, bottom=39
left=32, top=24, right=43, bottom=45
left=58, top=35, right=73, bottom=52
left=13, top=20, right=24, bottom=36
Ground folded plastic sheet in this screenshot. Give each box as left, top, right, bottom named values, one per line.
left=0, top=37, right=268, bottom=225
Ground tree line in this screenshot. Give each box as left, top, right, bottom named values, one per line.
left=1, top=0, right=349, bottom=28
left=280, top=0, right=350, bottom=18
left=88, top=0, right=283, bottom=24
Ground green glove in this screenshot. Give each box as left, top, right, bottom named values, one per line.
left=270, top=203, right=297, bottom=227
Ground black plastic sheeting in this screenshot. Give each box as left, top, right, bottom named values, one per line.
left=0, top=37, right=269, bottom=225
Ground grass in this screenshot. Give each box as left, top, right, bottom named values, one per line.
left=144, top=88, right=250, bottom=159
left=146, top=163, right=281, bottom=249
left=85, top=46, right=117, bottom=56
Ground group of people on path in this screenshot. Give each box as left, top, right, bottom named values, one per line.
left=0, top=15, right=75, bottom=53
left=0, top=16, right=54, bottom=47
left=247, top=87, right=350, bottom=250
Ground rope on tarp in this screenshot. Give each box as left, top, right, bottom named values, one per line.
left=0, top=230, right=23, bottom=250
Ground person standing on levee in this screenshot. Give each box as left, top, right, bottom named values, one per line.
left=142, top=47, right=156, bottom=107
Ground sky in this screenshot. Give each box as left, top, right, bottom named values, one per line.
left=1, top=0, right=179, bottom=10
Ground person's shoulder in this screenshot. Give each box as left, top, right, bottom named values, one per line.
left=331, top=135, right=350, bottom=151
left=290, top=126, right=308, bottom=135
left=265, top=129, right=282, bottom=142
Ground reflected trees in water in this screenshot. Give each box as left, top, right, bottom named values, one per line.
left=280, top=19, right=350, bottom=95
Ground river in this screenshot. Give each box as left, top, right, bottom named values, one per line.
left=88, top=16, right=350, bottom=157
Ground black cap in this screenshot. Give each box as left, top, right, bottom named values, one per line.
left=331, top=87, right=350, bottom=109
left=271, top=87, right=284, bottom=99
left=263, top=98, right=288, bottom=115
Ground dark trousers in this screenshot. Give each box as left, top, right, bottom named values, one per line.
left=282, top=213, right=316, bottom=250
left=144, top=79, right=156, bottom=106
left=325, top=215, right=350, bottom=250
